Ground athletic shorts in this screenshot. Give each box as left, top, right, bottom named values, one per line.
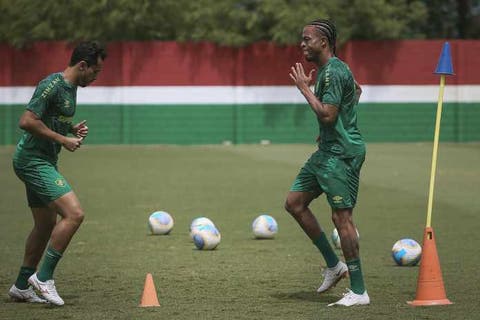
left=290, top=150, right=365, bottom=209
left=13, top=157, right=72, bottom=207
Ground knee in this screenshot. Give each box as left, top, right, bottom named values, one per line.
left=67, top=208, right=85, bottom=225
left=331, top=210, right=351, bottom=228
left=284, top=198, right=304, bottom=217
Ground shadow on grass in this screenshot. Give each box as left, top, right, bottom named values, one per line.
left=271, top=291, right=337, bottom=303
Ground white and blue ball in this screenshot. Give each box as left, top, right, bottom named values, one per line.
left=331, top=227, right=360, bottom=249
left=190, top=217, right=216, bottom=240
left=192, top=224, right=221, bottom=250
left=392, top=238, right=422, bottom=266
left=148, top=211, right=174, bottom=235
left=252, top=215, right=278, bottom=239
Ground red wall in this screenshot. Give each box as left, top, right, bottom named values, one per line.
left=1, top=40, right=478, bottom=86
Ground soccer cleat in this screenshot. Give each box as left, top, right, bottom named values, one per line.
left=28, top=273, right=64, bottom=306
left=317, top=261, right=348, bottom=293
left=328, top=289, right=370, bottom=307
left=8, top=285, right=48, bottom=303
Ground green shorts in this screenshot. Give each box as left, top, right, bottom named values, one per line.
left=13, top=157, right=72, bottom=207
left=290, top=150, right=365, bottom=209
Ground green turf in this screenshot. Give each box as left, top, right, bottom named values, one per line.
left=1, top=143, right=479, bottom=319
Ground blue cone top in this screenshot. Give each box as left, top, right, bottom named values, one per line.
left=434, top=42, right=454, bottom=75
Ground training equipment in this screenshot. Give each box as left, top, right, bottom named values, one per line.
left=148, top=211, right=174, bottom=235
left=328, top=289, right=370, bottom=307
left=28, top=273, right=64, bottom=306
left=392, top=238, right=422, bottom=266
left=190, top=217, right=215, bottom=239
left=139, top=273, right=160, bottom=307
left=331, top=227, right=360, bottom=249
left=192, top=225, right=221, bottom=250
left=252, top=215, right=278, bottom=239
left=408, top=227, right=452, bottom=306
left=317, top=261, right=348, bottom=293
left=8, top=285, right=47, bottom=303
left=408, top=42, right=453, bottom=307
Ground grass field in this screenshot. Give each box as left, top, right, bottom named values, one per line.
left=1, top=143, right=479, bottom=320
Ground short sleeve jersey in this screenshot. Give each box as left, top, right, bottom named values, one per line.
left=14, top=73, right=77, bottom=163
left=314, top=57, right=365, bottom=158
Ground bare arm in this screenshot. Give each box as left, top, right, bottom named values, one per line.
left=19, top=110, right=83, bottom=152
left=289, top=62, right=338, bottom=124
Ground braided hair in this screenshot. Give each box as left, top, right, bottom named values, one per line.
left=308, top=19, right=337, bottom=55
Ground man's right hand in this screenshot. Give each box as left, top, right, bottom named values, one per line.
left=62, top=136, right=83, bottom=152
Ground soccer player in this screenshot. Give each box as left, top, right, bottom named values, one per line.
left=8, top=41, right=106, bottom=306
left=285, top=19, right=369, bottom=307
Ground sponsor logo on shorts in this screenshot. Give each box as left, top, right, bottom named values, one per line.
left=332, top=195, right=343, bottom=203
left=55, top=178, right=66, bottom=187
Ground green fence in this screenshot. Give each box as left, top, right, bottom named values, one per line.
left=1, top=103, right=479, bottom=145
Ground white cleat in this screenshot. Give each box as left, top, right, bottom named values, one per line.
left=317, top=261, right=348, bottom=293
left=328, top=289, right=370, bottom=307
left=8, top=285, right=48, bottom=303
left=28, top=273, right=64, bottom=306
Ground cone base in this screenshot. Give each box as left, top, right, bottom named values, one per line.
left=139, top=303, right=160, bottom=307
left=407, top=298, right=452, bottom=306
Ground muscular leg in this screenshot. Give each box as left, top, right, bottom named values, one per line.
left=47, top=191, right=84, bottom=253
left=331, top=208, right=358, bottom=260
left=14, top=207, right=56, bottom=289
left=285, top=191, right=339, bottom=269
left=35, top=191, right=84, bottom=282
left=332, top=208, right=365, bottom=294
left=23, top=207, right=57, bottom=267
left=284, top=191, right=322, bottom=239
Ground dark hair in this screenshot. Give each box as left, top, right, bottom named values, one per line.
left=69, top=41, right=107, bottom=67
left=308, top=19, right=337, bottom=54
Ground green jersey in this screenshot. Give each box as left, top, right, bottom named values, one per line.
left=314, top=57, right=365, bottom=158
left=14, top=73, right=77, bottom=164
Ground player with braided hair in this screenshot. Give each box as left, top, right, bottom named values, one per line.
left=285, top=19, right=369, bottom=307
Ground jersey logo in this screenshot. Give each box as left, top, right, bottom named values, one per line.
left=64, top=99, right=71, bottom=108
left=55, top=178, right=66, bottom=187
left=332, top=195, right=343, bottom=203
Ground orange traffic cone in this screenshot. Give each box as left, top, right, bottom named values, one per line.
left=407, top=227, right=452, bottom=306
left=139, top=273, right=160, bottom=307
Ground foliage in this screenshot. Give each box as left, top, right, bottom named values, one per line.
left=0, top=0, right=478, bottom=47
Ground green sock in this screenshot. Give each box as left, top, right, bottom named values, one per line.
left=347, top=258, right=366, bottom=294
left=15, top=266, right=36, bottom=290
left=37, top=247, right=63, bottom=282
left=313, top=232, right=339, bottom=268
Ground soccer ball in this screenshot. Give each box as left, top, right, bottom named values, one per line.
left=331, top=227, right=360, bottom=249
left=190, top=217, right=216, bottom=240
left=148, top=211, right=174, bottom=235
left=192, top=224, right=221, bottom=250
left=252, top=215, right=278, bottom=239
left=392, top=238, right=422, bottom=266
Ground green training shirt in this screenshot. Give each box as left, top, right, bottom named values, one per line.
left=14, top=72, right=77, bottom=163
left=314, top=57, right=365, bottom=158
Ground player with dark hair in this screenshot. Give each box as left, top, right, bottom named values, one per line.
left=285, top=19, right=369, bottom=306
left=8, top=41, right=106, bottom=306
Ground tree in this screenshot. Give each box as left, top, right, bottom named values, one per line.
left=1, top=0, right=477, bottom=47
